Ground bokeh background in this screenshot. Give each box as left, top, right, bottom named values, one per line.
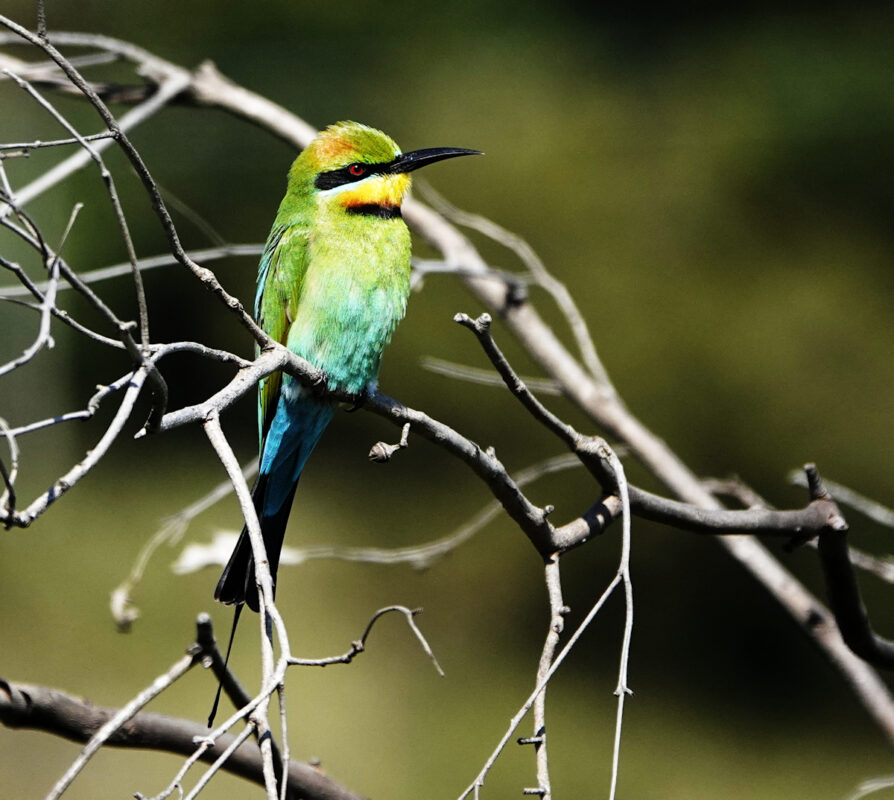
left=2, top=2, right=894, bottom=798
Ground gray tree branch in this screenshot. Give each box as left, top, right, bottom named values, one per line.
left=0, top=679, right=362, bottom=800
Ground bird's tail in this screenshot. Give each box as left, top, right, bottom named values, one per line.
left=213, top=472, right=299, bottom=612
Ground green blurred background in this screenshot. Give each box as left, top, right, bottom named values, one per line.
left=2, top=1, right=894, bottom=797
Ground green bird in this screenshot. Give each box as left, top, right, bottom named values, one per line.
left=214, top=121, right=480, bottom=612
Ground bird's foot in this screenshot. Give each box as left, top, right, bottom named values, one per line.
left=345, top=389, right=370, bottom=413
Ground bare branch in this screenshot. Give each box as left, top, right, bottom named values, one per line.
left=0, top=66, right=189, bottom=219
left=3, top=67, right=151, bottom=343
left=421, top=355, right=562, bottom=396
left=790, top=469, right=894, bottom=530
left=0, top=678, right=363, bottom=800
left=6, top=372, right=131, bottom=438
left=523, top=555, right=565, bottom=799
left=802, top=465, right=894, bottom=669
left=0, top=616, right=365, bottom=800
left=0, top=244, right=263, bottom=299
left=628, top=484, right=847, bottom=538
left=418, top=180, right=613, bottom=390
left=113, top=458, right=258, bottom=630
left=174, top=454, right=582, bottom=576
left=705, top=474, right=894, bottom=585
left=844, top=774, right=894, bottom=800
left=202, top=413, right=289, bottom=800
left=148, top=347, right=298, bottom=436
left=44, top=648, right=200, bottom=800
left=0, top=130, right=116, bottom=151
left=1, top=366, right=148, bottom=528
left=0, top=415, right=19, bottom=518
left=288, top=605, right=443, bottom=676
left=457, top=572, right=624, bottom=800
left=181, top=722, right=255, bottom=800
left=0, top=20, right=267, bottom=345
left=608, top=448, right=632, bottom=800
left=364, top=389, right=558, bottom=553
left=0, top=199, right=82, bottom=377
left=153, top=329, right=861, bottom=563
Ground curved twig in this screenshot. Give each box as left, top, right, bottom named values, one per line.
left=803, top=466, right=894, bottom=669
left=288, top=605, right=443, bottom=675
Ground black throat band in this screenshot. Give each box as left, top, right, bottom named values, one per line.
left=346, top=204, right=402, bottom=219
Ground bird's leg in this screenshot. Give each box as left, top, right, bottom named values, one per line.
left=345, top=387, right=371, bottom=413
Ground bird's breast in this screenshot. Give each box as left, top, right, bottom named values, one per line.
left=286, top=216, right=411, bottom=394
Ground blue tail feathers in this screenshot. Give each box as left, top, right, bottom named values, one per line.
left=214, top=389, right=334, bottom=611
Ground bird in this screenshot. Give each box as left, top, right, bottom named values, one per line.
left=214, top=121, right=481, bottom=613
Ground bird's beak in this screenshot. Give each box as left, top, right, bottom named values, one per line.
left=387, top=147, right=483, bottom=174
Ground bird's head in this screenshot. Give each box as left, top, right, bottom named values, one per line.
left=289, top=121, right=481, bottom=216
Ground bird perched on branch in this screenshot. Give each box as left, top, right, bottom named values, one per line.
left=214, top=122, right=480, bottom=612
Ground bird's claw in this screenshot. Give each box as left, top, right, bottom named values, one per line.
left=346, top=390, right=369, bottom=413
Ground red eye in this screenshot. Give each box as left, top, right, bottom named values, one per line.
left=349, top=164, right=366, bottom=177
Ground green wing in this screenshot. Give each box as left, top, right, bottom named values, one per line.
left=255, top=222, right=310, bottom=447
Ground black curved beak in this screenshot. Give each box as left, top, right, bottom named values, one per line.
left=387, top=147, right=483, bottom=174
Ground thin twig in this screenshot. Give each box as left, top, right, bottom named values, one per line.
left=457, top=573, right=623, bottom=800
left=4, top=67, right=150, bottom=343
left=790, top=470, right=894, bottom=530
left=202, top=414, right=285, bottom=800
left=0, top=244, right=263, bottom=298
left=112, top=458, right=259, bottom=630
left=172, top=454, right=582, bottom=578
left=418, top=180, right=614, bottom=391
left=277, top=681, right=290, bottom=800
left=0, top=198, right=72, bottom=378
left=0, top=131, right=116, bottom=151
left=5, top=373, right=132, bottom=438
left=1, top=366, right=148, bottom=528
left=158, top=649, right=289, bottom=799
left=524, top=556, right=565, bottom=800
left=0, top=674, right=363, bottom=800
left=707, top=474, right=894, bottom=585
left=608, top=448, right=632, bottom=800
left=843, top=774, right=894, bottom=800
left=0, top=66, right=189, bottom=220
left=0, top=416, right=19, bottom=518
left=1, top=194, right=165, bottom=419
left=0, top=283, right=126, bottom=350
left=45, top=648, right=200, bottom=800
left=410, top=256, right=528, bottom=294
left=181, top=723, right=255, bottom=800
left=420, top=355, right=562, bottom=396
left=459, top=308, right=636, bottom=796
left=799, top=465, right=894, bottom=670
left=454, top=312, right=581, bottom=450
left=288, top=605, right=443, bottom=676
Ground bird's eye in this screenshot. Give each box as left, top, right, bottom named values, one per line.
left=348, top=164, right=366, bottom=177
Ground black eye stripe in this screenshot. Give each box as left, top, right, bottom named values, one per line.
left=314, top=159, right=397, bottom=191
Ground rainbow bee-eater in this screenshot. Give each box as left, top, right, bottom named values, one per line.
left=214, top=121, right=480, bottom=612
